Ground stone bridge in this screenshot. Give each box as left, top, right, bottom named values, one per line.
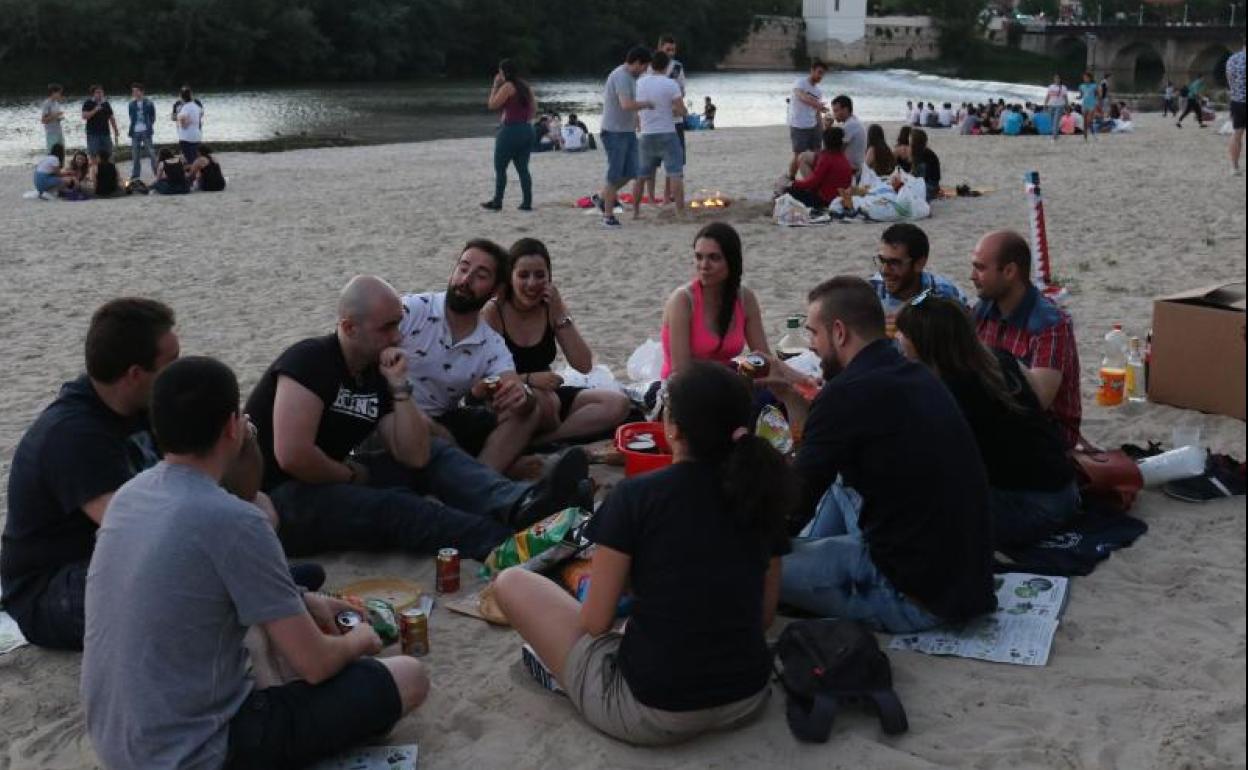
left=1019, top=24, right=1244, bottom=90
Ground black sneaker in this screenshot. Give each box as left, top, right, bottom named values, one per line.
left=518, top=203, right=532, bottom=211
left=509, top=448, right=590, bottom=529
left=481, top=200, right=502, bottom=211
left=601, top=216, right=622, bottom=229
left=521, top=643, right=566, bottom=695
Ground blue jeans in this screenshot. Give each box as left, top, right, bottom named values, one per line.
left=780, top=480, right=939, bottom=634
left=86, top=133, right=113, bottom=157
left=34, top=171, right=63, bottom=193
left=130, top=131, right=157, bottom=179
left=180, top=140, right=200, bottom=164
left=991, top=481, right=1080, bottom=549
left=601, top=130, right=640, bottom=186
left=1046, top=106, right=1063, bottom=138
left=639, top=132, right=684, bottom=177
left=269, top=440, right=523, bottom=561
left=492, top=122, right=534, bottom=207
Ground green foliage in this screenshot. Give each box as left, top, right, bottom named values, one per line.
left=0, top=0, right=786, bottom=89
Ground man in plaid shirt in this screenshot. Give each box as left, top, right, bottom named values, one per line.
left=971, top=230, right=1082, bottom=448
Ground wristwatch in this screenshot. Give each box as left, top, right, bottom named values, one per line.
left=555, top=315, right=574, bottom=330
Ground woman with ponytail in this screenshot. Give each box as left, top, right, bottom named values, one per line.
left=494, top=362, right=796, bottom=745
left=482, top=58, right=536, bottom=212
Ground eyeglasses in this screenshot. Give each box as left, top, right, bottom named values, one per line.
left=875, top=254, right=912, bottom=271
left=909, top=288, right=933, bottom=307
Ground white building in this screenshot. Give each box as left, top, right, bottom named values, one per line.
left=804, top=0, right=939, bottom=66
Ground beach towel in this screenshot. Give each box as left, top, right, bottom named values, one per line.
left=997, top=511, right=1148, bottom=577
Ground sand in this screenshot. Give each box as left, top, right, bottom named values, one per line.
left=0, top=114, right=1244, bottom=769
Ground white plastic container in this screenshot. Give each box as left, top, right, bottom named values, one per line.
left=1137, top=445, right=1206, bottom=487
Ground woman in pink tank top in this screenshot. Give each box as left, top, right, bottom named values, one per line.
left=483, top=59, right=536, bottom=212
left=661, top=222, right=774, bottom=379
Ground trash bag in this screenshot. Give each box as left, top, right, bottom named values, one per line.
left=626, top=339, right=663, bottom=382
left=773, top=193, right=812, bottom=227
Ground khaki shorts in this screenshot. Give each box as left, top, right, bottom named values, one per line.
left=563, top=632, right=770, bottom=746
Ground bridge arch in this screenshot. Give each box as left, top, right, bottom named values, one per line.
left=1052, top=35, right=1089, bottom=80
left=1188, top=43, right=1233, bottom=87
left=1110, top=41, right=1166, bottom=90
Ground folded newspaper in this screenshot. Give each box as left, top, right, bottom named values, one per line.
left=310, top=744, right=418, bottom=770
left=889, top=573, right=1069, bottom=667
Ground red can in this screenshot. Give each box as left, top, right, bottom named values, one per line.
left=436, top=548, right=461, bottom=593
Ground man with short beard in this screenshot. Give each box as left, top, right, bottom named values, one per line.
left=758, top=277, right=995, bottom=633
left=400, top=239, right=544, bottom=475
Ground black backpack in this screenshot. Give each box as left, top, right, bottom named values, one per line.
left=772, top=619, right=908, bottom=741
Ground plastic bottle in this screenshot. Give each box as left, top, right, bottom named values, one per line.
left=1125, top=336, right=1147, bottom=403
left=1097, top=323, right=1128, bottom=406
left=776, top=316, right=808, bottom=360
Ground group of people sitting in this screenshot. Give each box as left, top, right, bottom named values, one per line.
left=961, top=100, right=1133, bottom=137
left=783, top=120, right=942, bottom=209
left=33, top=142, right=225, bottom=200
left=1, top=220, right=1087, bottom=763
left=534, top=113, right=596, bottom=153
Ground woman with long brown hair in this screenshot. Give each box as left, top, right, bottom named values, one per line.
left=482, top=58, right=536, bottom=212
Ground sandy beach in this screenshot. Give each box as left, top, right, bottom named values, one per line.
left=0, top=114, right=1244, bottom=769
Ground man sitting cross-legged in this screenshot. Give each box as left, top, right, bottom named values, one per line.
left=246, top=275, right=589, bottom=563
left=400, top=239, right=543, bottom=474
left=82, top=356, right=428, bottom=769
left=760, top=276, right=996, bottom=633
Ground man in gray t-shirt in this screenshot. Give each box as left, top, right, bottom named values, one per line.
left=40, top=84, right=66, bottom=152
left=599, top=46, right=655, bottom=229
left=82, top=356, right=427, bottom=770
left=831, top=95, right=867, bottom=178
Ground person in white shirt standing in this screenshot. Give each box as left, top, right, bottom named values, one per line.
left=787, top=59, right=828, bottom=179
left=174, top=86, right=204, bottom=164
left=1043, top=74, right=1068, bottom=142
left=633, top=51, right=688, bottom=218
left=658, top=34, right=688, bottom=205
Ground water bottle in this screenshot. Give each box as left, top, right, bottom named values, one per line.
left=1126, top=336, right=1147, bottom=403
left=776, top=316, right=808, bottom=360
left=1097, top=324, right=1128, bottom=406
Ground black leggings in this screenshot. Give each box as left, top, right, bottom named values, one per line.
left=1177, top=98, right=1204, bottom=125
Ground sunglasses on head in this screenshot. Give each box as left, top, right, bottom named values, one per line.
left=909, top=288, right=933, bottom=307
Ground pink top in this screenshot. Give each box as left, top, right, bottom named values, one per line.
left=660, top=281, right=747, bottom=379
left=502, top=91, right=534, bottom=125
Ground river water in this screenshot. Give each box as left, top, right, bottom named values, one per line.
left=0, top=69, right=1046, bottom=168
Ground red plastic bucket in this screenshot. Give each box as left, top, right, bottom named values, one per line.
left=615, top=422, right=673, bottom=477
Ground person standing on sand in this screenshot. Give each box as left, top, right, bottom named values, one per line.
left=1226, top=38, right=1245, bottom=175
left=82, top=356, right=430, bottom=770
left=658, top=34, right=688, bottom=206
left=633, top=50, right=688, bottom=218
left=81, top=85, right=120, bottom=158
left=1043, top=74, right=1068, bottom=142
left=599, top=46, right=655, bottom=229
left=786, top=59, right=828, bottom=180
left=1162, top=80, right=1177, bottom=117
left=175, top=86, right=204, bottom=164
left=1078, top=72, right=1098, bottom=142
left=703, top=96, right=717, bottom=129
left=127, top=83, right=158, bottom=180
left=1176, top=77, right=1206, bottom=128
left=482, top=59, right=536, bottom=212
left=40, top=84, right=66, bottom=153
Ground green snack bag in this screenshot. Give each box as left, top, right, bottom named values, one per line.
left=755, top=404, right=793, bottom=455
left=363, top=597, right=400, bottom=645
left=482, top=508, right=588, bottom=577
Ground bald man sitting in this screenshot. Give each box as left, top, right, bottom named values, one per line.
left=244, top=276, right=591, bottom=562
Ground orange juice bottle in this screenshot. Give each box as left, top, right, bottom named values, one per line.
left=1097, top=324, right=1128, bottom=406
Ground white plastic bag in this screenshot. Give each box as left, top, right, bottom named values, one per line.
left=555, top=364, right=626, bottom=394
left=626, top=339, right=663, bottom=383
left=773, top=193, right=811, bottom=227
left=891, top=174, right=931, bottom=221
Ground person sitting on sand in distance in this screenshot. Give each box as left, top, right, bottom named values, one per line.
left=188, top=144, right=226, bottom=192
left=81, top=356, right=430, bottom=770
left=90, top=148, right=122, bottom=198
left=864, top=123, right=896, bottom=177
left=895, top=296, right=1080, bottom=549
left=483, top=238, right=633, bottom=445
left=32, top=143, right=69, bottom=198
left=782, top=125, right=852, bottom=210
left=153, top=148, right=191, bottom=195
left=754, top=277, right=996, bottom=632
left=482, top=59, right=536, bottom=212
left=493, top=361, right=797, bottom=746
left=399, top=240, right=550, bottom=477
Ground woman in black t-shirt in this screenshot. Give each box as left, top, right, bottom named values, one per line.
left=153, top=148, right=190, bottom=195
left=189, top=145, right=226, bottom=192
left=481, top=238, right=631, bottom=443
left=908, top=128, right=941, bottom=202
left=494, top=362, right=797, bottom=745
left=895, top=296, right=1079, bottom=548
left=90, top=149, right=121, bottom=197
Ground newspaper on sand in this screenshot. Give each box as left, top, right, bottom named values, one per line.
left=889, top=573, right=1070, bottom=667
left=310, top=744, right=419, bottom=770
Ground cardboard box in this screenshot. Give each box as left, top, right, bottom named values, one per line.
left=1149, top=283, right=1246, bottom=420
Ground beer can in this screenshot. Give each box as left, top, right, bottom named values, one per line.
left=400, top=607, right=429, bottom=657
left=335, top=609, right=362, bottom=634
left=482, top=375, right=501, bottom=396
left=740, top=353, right=770, bottom=379
left=436, top=548, right=461, bottom=594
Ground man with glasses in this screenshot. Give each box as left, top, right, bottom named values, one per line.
left=757, top=277, right=995, bottom=633
left=971, top=230, right=1081, bottom=448
left=868, top=223, right=967, bottom=337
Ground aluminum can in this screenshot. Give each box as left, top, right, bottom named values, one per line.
left=335, top=609, right=362, bottom=634
left=400, top=607, right=429, bottom=657
left=436, top=548, right=461, bottom=594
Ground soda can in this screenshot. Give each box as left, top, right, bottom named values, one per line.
left=739, top=353, right=770, bottom=379
left=335, top=609, right=362, bottom=634
left=400, top=607, right=429, bottom=657
left=482, top=375, right=501, bottom=396
left=436, top=548, right=461, bottom=594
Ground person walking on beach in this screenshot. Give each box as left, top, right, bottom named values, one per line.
left=1043, top=74, right=1068, bottom=142
left=127, top=83, right=158, bottom=180
left=786, top=60, right=828, bottom=180
left=1176, top=77, right=1206, bottom=127
left=1162, top=80, right=1177, bottom=117
left=703, top=96, right=717, bottom=129
left=81, top=85, right=119, bottom=158
left=1227, top=38, right=1245, bottom=174
left=1098, top=72, right=1112, bottom=114
left=40, top=84, right=66, bottom=153
left=482, top=59, right=536, bottom=211
left=1078, top=72, right=1098, bottom=141
left=599, top=46, right=655, bottom=229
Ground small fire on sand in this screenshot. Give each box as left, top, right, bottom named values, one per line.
left=689, top=190, right=731, bottom=210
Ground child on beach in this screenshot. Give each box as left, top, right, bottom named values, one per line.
left=493, top=361, right=796, bottom=745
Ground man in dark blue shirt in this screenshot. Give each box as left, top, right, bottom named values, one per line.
left=763, top=277, right=996, bottom=632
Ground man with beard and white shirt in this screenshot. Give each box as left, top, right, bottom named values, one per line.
left=756, top=277, right=995, bottom=633
left=401, top=239, right=545, bottom=475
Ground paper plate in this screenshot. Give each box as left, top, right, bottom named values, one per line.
left=337, top=578, right=424, bottom=611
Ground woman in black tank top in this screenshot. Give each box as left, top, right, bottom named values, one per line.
left=483, top=238, right=632, bottom=444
